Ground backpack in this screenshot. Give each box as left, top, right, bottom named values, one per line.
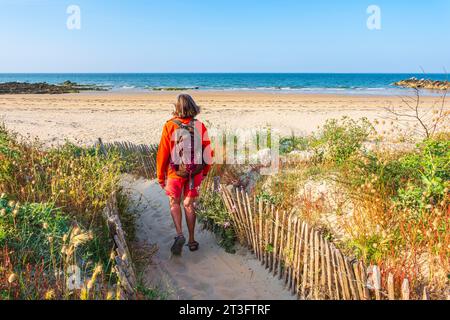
left=169, top=119, right=206, bottom=188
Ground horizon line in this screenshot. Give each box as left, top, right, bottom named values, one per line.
left=0, top=72, right=448, bottom=75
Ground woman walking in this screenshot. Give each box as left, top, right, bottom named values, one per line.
left=156, top=94, right=213, bottom=255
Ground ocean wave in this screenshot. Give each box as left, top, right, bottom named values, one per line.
left=149, top=86, right=200, bottom=91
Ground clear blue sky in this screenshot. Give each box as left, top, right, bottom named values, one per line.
left=1, top=0, right=449, bottom=73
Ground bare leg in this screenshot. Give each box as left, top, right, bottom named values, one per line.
left=183, top=197, right=196, bottom=243
left=169, top=197, right=183, bottom=236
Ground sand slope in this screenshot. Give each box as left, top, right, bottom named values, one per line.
left=123, top=176, right=295, bottom=300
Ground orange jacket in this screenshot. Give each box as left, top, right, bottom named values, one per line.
left=156, top=117, right=213, bottom=185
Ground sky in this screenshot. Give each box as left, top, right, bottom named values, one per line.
left=0, top=0, right=449, bottom=73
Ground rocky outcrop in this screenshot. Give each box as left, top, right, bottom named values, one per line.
left=0, top=81, right=107, bottom=94
left=393, top=78, right=450, bottom=90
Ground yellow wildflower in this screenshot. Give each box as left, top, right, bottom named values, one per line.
left=45, top=290, right=56, bottom=300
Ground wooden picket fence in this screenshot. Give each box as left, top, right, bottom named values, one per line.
left=104, top=192, right=138, bottom=300
left=97, top=139, right=158, bottom=180
left=219, top=185, right=429, bottom=300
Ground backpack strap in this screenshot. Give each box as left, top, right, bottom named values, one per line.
left=170, top=119, right=197, bottom=127
left=170, top=118, right=201, bottom=143
left=170, top=119, right=183, bottom=127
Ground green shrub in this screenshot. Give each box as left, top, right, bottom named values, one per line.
left=197, top=191, right=236, bottom=253
left=313, top=117, right=374, bottom=165
left=279, top=134, right=310, bottom=154
left=395, top=137, right=450, bottom=211
left=256, top=190, right=281, bottom=206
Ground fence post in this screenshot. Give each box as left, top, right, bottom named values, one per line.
left=301, top=223, right=310, bottom=298
left=245, top=191, right=258, bottom=258
left=387, top=273, right=395, bottom=300
left=292, top=218, right=302, bottom=295
left=335, top=250, right=350, bottom=300
left=331, top=245, right=341, bottom=300
left=320, top=236, right=326, bottom=297
left=313, top=231, right=320, bottom=299
left=401, top=278, right=410, bottom=300
left=353, top=262, right=364, bottom=300
left=277, top=211, right=287, bottom=280
left=422, top=287, right=429, bottom=300
left=263, top=202, right=270, bottom=269
left=272, top=209, right=280, bottom=275
left=343, top=258, right=359, bottom=300
left=268, top=205, right=275, bottom=271
left=234, top=188, right=251, bottom=247
left=295, top=221, right=306, bottom=297
left=325, top=240, right=334, bottom=299
left=97, top=138, right=108, bottom=156
left=359, top=261, right=370, bottom=300
left=306, top=227, right=314, bottom=298
left=284, top=212, right=294, bottom=284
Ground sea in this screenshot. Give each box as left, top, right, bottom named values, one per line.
left=0, top=73, right=448, bottom=96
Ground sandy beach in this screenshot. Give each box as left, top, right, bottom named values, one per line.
left=1, top=91, right=448, bottom=146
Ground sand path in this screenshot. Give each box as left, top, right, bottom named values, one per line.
left=123, top=176, right=295, bottom=300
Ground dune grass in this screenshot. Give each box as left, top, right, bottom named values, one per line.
left=196, top=113, right=448, bottom=298
left=255, top=117, right=449, bottom=298
left=0, top=124, right=130, bottom=300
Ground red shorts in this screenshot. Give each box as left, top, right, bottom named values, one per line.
left=165, top=174, right=203, bottom=199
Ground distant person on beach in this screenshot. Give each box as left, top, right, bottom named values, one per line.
left=156, top=94, right=213, bottom=255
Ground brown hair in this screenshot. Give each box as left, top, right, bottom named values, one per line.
left=173, top=94, right=201, bottom=119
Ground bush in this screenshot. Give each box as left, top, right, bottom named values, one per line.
left=313, top=117, right=374, bottom=165
left=252, top=118, right=449, bottom=294
left=0, top=126, right=127, bottom=300
left=197, top=191, right=236, bottom=253
left=395, top=136, right=449, bottom=211
left=279, top=135, right=310, bottom=154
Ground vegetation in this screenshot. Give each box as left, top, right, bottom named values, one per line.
left=0, top=125, right=127, bottom=300
left=197, top=190, right=236, bottom=253
left=256, top=116, right=449, bottom=298
left=136, top=284, right=168, bottom=300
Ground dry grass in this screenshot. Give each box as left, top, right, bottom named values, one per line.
left=254, top=118, right=449, bottom=298
left=0, top=125, right=128, bottom=300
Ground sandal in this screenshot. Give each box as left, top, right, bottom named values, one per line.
left=187, top=241, right=200, bottom=252
left=171, top=235, right=186, bottom=255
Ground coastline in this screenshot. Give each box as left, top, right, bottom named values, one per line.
left=1, top=73, right=449, bottom=97
left=1, top=91, right=449, bottom=146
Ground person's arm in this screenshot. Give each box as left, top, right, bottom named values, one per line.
left=201, top=123, right=214, bottom=178
left=156, top=123, right=170, bottom=187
